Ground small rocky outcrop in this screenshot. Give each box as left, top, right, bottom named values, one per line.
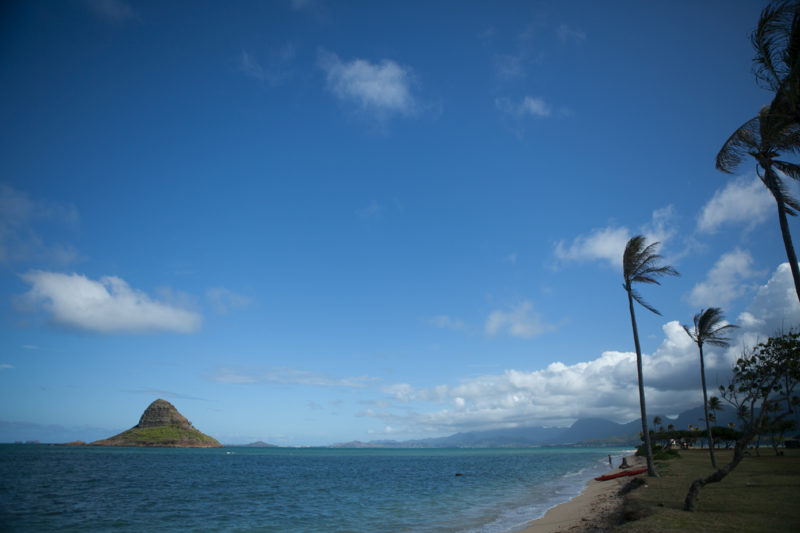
left=90, top=399, right=222, bottom=448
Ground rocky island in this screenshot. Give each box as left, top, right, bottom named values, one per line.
left=90, top=399, right=222, bottom=448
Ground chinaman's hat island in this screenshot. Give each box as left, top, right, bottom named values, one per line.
left=88, top=399, right=222, bottom=448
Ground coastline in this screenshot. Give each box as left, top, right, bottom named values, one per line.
left=518, top=454, right=644, bottom=533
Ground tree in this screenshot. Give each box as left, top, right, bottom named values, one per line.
left=684, top=332, right=800, bottom=511
left=719, top=1, right=800, bottom=302
left=623, top=235, right=679, bottom=476
left=683, top=308, right=738, bottom=468
left=716, top=107, right=800, bottom=303
left=653, top=415, right=663, bottom=432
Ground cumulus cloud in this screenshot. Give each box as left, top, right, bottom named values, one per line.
left=554, top=226, right=630, bottom=268
left=0, top=184, right=81, bottom=267
left=366, top=261, right=799, bottom=435
left=554, top=206, right=676, bottom=268
left=697, top=176, right=773, bottom=233
left=371, top=320, right=727, bottom=432
left=206, top=287, right=253, bottom=314
left=485, top=301, right=555, bottom=339
left=19, top=271, right=202, bottom=334
left=319, top=51, right=417, bottom=117
left=688, top=249, right=762, bottom=308
left=740, top=262, right=800, bottom=333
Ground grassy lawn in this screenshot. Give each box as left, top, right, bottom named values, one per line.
left=616, top=448, right=800, bottom=532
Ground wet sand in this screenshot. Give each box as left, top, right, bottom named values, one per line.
left=518, top=455, right=645, bottom=533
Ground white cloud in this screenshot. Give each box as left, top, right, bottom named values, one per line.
left=554, top=206, right=677, bottom=268
left=239, top=51, right=266, bottom=81
left=0, top=364, right=13, bottom=371
left=206, top=287, right=253, bottom=314
left=557, top=24, right=586, bottom=43
left=485, top=301, right=555, bottom=339
left=239, top=45, right=296, bottom=86
left=0, top=184, right=81, bottom=267
left=688, top=249, right=762, bottom=308
left=740, top=262, right=800, bottom=333
left=554, top=226, right=630, bottom=268
left=367, top=261, right=800, bottom=435
left=697, top=176, right=773, bottom=233
left=19, top=271, right=202, bottom=334
left=495, top=96, right=553, bottom=118
left=319, top=51, right=417, bottom=117
left=493, top=54, right=526, bottom=80
left=372, top=320, right=720, bottom=432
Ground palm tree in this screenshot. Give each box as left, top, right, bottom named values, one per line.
left=719, top=1, right=800, bottom=302
left=683, top=308, right=738, bottom=468
left=717, top=107, right=800, bottom=302
left=623, top=235, right=679, bottom=476
left=708, top=396, right=723, bottom=424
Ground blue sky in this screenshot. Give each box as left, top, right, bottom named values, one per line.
left=2, top=0, right=799, bottom=446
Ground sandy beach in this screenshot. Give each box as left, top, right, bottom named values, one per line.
left=519, top=454, right=645, bottom=533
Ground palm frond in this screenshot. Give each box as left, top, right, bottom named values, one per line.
left=630, top=287, right=662, bottom=316
left=772, top=158, right=800, bottom=179
left=685, top=308, right=738, bottom=349
left=623, top=236, right=678, bottom=316
left=752, top=1, right=800, bottom=91
left=783, top=194, right=800, bottom=216
left=716, top=115, right=762, bottom=173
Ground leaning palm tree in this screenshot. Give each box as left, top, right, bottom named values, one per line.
left=716, top=106, right=800, bottom=302
left=623, top=235, right=679, bottom=477
left=683, top=309, right=737, bottom=468
left=720, top=1, right=800, bottom=302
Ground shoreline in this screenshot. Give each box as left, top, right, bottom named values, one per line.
left=518, top=454, right=644, bottom=533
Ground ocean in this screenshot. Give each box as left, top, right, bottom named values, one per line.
left=0, top=445, right=630, bottom=532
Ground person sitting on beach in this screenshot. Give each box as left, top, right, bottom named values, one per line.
left=620, top=457, right=629, bottom=469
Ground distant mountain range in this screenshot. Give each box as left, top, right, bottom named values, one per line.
left=330, top=405, right=749, bottom=448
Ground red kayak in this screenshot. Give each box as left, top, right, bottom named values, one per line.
left=594, top=467, right=648, bottom=481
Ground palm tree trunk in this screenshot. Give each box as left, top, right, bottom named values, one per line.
left=627, top=288, right=657, bottom=477
left=776, top=195, right=800, bottom=303
left=698, top=344, right=717, bottom=468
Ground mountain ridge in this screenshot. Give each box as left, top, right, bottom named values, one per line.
left=329, top=405, right=749, bottom=448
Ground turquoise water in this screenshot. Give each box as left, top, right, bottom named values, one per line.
left=0, top=445, right=630, bottom=532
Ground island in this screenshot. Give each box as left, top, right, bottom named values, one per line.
left=90, top=399, right=222, bottom=448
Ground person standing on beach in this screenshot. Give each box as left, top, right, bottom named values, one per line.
left=608, top=455, right=612, bottom=466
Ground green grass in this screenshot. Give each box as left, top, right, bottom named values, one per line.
left=616, top=449, right=800, bottom=532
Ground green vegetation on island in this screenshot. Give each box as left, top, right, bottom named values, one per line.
left=90, top=399, right=222, bottom=448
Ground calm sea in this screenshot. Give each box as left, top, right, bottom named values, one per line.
left=0, top=445, right=630, bottom=532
